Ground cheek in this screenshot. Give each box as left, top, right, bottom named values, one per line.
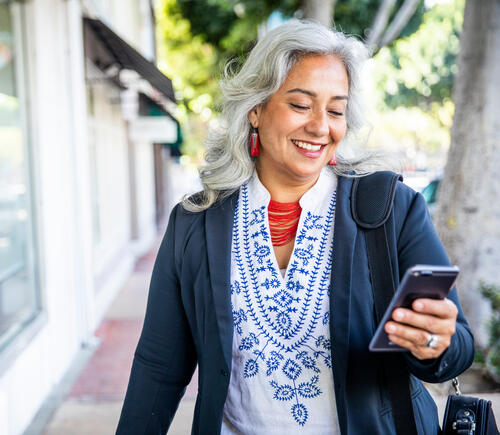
left=331, top=120, right=347, bottom=142
left=262, top=115, right=299, bottom=142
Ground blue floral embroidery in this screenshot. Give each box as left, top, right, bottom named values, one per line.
left=295, top=212, right=322, bottom=244
left=239, top=332, right=260, bottom=351
left=291, top=403, right=308, bottom=426
left=230, top=183, right=336, bottom=427
left=261, top=277, right=280, bottom=290
left=249, top=206, right=266, bottom=226
left=266, top=288, right=299, bottom=308
left=251, top=224, right=269, bottom=242
left=253, top=241, right=271, bottom=264
left=266, top=350, right=284, bottom=375
left=244, top=358, right=259, bottom=378
left=232, top=308, right=247, bottom=334
left=282, top=358, right=302, bottom=380
left=231, top=280, right=241, bottom=295
left=322, top=311, right=329, bottom=325
left=293, top=244, right=315, bottom=266
left=269, top=371, right=322, bottom=426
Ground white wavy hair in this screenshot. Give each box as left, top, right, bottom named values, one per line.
left=183, top=19, right=388, bottom=212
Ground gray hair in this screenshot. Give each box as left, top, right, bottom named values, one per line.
left=183, top=19, right=392, bottom=212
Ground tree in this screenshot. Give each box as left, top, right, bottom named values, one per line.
left=365, top=0, right=420, bottom=53
left=176, top=0, right=424, bottom=54
left=373, top=0, right=463, bottom=109
left=158, top=0, right=425, bottom=117
left=303, top=0, right=336, bottom=27
left=435, top=0, right=500, bottom=349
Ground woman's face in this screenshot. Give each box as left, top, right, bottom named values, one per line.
left=249, top=55, right=349, bottom=183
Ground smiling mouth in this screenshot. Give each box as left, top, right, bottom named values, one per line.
left=291, top=139, right=327, bottom=152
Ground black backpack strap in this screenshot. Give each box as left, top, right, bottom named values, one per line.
left=351, top=171, right=418, bottom=435
left=351, top=172, right=402, bottom=320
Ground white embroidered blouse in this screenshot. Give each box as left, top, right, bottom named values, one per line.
left=221, top=168, right=341, bottom=434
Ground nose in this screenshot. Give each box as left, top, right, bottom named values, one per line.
left=304, top=109, right=329, bottom=138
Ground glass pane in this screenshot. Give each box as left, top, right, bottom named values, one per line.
left=0, top=3, right=39, bottom=350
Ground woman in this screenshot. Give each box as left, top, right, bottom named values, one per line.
left=116, top=20, right=474, bottom=434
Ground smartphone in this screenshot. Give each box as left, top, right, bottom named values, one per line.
left=369, top=264, right=459, bottom=352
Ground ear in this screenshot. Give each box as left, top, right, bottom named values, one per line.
left=248, top=106, right=262, bottom=128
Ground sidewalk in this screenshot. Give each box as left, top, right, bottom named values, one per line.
left=41, top=235, right=197, bottom=435
left=39, top=237, right=500, bottom=434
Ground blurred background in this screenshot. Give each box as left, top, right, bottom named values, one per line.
left=1, top=0, right=499, bottom=433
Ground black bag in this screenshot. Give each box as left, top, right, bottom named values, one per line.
left=352, top=172, right=499, bottom=435
left=442, top=378, right=499, bottom=434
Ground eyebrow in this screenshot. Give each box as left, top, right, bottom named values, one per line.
left=286, top=88, right=348, bottom=100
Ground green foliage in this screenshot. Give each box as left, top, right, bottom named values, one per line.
left=156, top=0, right=223, bottom=158
left=158, top=0, right=429, bottom=118
left=334, top=0, right=424, bottom=38
left=157, top=0, right=219, bottom=97
left=474, top=349, right=486, bottom=364
left=479, top=282, right=500, bottom=381
left=481, top=282, right=500, bottom=312
left=176, top=0, right=425, bottom=53
left=374, top=0, right=464, bottom=109
left=363, top=0, right=465, bottom=163
left=177, top=0, right=237, bottom=47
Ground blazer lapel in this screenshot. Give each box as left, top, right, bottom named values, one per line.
left=330, top=175, right=357, bottom=432
left=205, top=191, right=238, bottom=370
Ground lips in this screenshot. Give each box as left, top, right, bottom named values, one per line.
left=291, top=139, right=328, bottom=159
left=291, top=139, right=327, bottom=151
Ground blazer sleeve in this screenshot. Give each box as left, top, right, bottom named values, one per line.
left=116, top=204, right=197, bottom=434
left=395, top=187, right=475, bottom=383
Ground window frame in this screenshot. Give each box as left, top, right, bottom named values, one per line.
left=0, top=0, right=45, bottom=374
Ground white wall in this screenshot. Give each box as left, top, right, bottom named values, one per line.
left=0, top=0, right=160, bottom=433
left=87, top=79, right=136, bottom=323
left=88, top=82, right=132, bottom=274
left=95, top=0, right=155, bottom=59
left=130, top=139, right=157, bottom=254
left=0, top=0, right=83, bottom=433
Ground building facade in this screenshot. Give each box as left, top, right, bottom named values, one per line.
left=0, top=1, right=178, bottom=433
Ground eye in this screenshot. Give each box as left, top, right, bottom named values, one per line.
left=328, top=110, right=344, bottom=116
left=290, top=103, right=309, bottom=110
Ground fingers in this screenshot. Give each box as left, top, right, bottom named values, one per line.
left=390, top=306, right=456, bottom=336
left=387, top=333, right=446, bottom=360
left=385, top=321, right=451, bottom=350
left=410, top=298, right=458, bottom=319
left=380, top=298, right=459, bottom=360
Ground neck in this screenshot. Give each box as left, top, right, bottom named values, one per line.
left=256, top=162, right=321, bottom=203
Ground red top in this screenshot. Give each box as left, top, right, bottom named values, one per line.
left=268, top=200, right=302, bottom=247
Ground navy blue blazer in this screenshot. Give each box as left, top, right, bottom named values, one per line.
left=116, top=175, right=474, bottom=435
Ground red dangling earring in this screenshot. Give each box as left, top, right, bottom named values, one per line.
left=328, top=151, right=337, bottom=166
left=250, top=127, right=260, bottom=157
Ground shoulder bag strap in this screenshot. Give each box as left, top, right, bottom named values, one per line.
left=351, top=171, right=418, bottom=435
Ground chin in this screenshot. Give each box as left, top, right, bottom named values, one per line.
left=287, top=162, right=325, bottom=180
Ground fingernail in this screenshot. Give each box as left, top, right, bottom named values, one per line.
left=395, top=310, right=404, bottom=320
left=414, top=302, right=424, bottom=310
left=387, top=324, right=396, bottom=333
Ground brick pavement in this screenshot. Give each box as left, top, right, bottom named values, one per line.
left=42, top=237, right=197, bottom=435
left=68, top=319, right=143, bottom=400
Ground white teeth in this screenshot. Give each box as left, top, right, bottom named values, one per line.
left=292, top=140, right=322, bottom=151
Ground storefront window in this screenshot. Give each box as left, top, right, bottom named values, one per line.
left=0, top=2, right=39, bottom=351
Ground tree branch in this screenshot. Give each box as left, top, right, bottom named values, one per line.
left=366, top=0, right=397, bottom=48
left=302, top=0, right=336, bottom=28
left=379, top=0, right=419, bottom=48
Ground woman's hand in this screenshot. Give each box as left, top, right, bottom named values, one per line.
left=384, top=298, right=458, bottom=360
